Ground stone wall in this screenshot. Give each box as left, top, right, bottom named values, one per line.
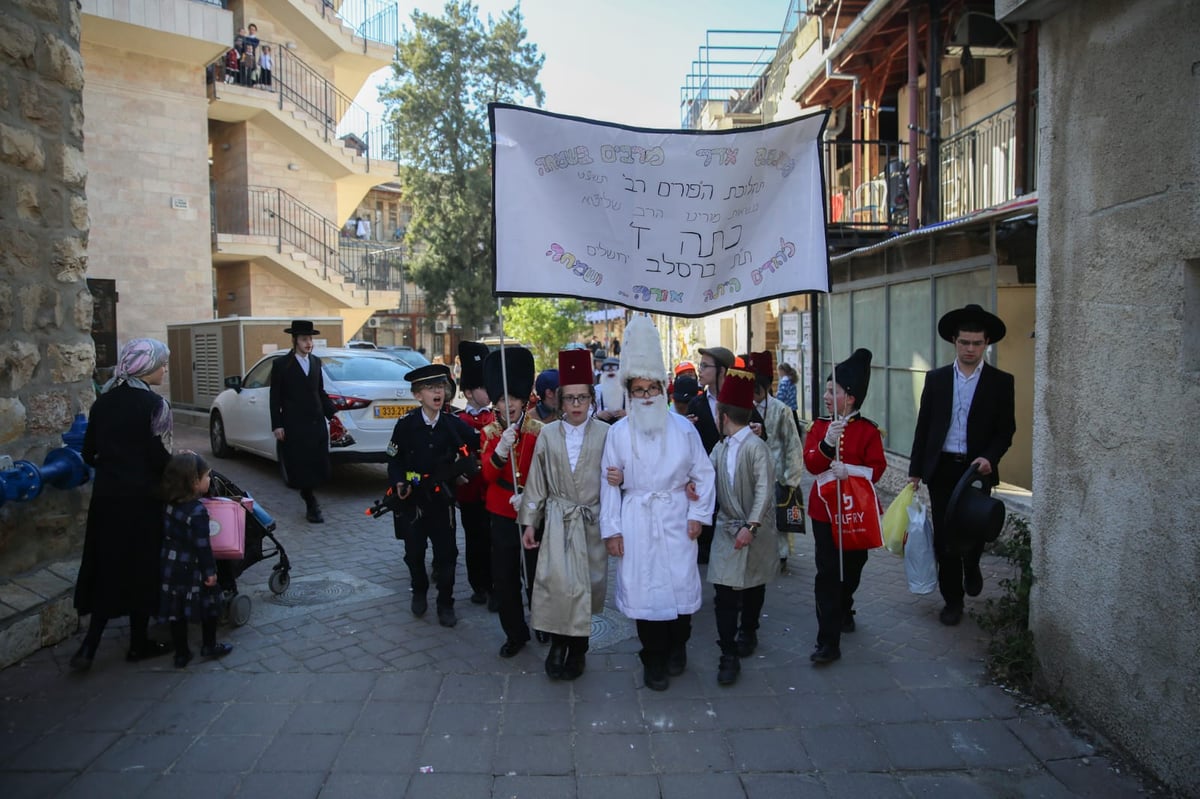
left=1021, top=0, right=1200, bottom=794
left=0, top=0, right=93, bottom=660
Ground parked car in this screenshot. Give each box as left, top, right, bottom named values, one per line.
left=376, top=346, right=430, bottom=371
left=208, top=348, right=416, bottom=466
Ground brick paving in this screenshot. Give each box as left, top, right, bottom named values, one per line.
left=0, top=423, right=1157, bottom=798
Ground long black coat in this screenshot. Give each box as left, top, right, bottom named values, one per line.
left=75, top=384, right=172, bottom=617
left=687, top=391, right=722, bottom=454
left=269, top=353, right=335, bottom=489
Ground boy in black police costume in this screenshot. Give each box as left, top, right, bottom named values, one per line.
left=386, top=363, right=480, bottom=628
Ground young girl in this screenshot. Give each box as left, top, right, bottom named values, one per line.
left=160, top=452, right=233, bottom=668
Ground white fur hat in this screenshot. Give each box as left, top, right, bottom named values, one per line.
left=618, top=315, right=667, bottom=386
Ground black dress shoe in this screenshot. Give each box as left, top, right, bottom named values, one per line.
left=735, top=630, right=758, bottom=657
left=499, top=639, right=525, bottom=658
left=469, top=591, right=487, bottom=605
left=437, top=606, right=457, bottom=628
left=717, top=653, right=741, bottom=685
left=939, top=605, right=963, bottom=626
left=545, top=640, right=568, bottom=679
left=666, top=645, right=687, bottom=676
left=561, top=652, right=585, bottom=681
left=535, top=630, right=551, bottom=644
left=305, top=507, right=324, bottom=523
left=69, top=643, right=96, bottom=672
left=200, top=643, right=234, bottom=659
left=841, top=611, right=856, bottom=633
left=964, top=563, right=984, bottom=597
left=810, top=644, right=841, bottom=665
left=411, top=594, right=428, bottom=617
left=126, top=640, right=171, bottom=662
left=643, top=666, right=669, bottom=691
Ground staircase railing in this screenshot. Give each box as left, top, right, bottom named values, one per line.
left=313, top=0, right=400, bottom=51
left=212, top=185, right=346, bottom=284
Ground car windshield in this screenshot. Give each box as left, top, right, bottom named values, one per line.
left=321, top=354, right=411, bottom=382
left=384, top=349, right=431, bottom=369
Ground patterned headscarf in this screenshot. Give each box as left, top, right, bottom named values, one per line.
left=102, top=337, right=173, bottom=450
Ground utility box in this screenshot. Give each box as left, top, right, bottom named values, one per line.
left=167, top=316, right=345, bottom=411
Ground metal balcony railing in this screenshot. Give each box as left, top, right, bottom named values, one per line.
left=212, top=184, right=342, bottom=277
left=341, top=240, right=406, bottom=293
left=940, top=102, right=1018, bottom=220
left=205, top=41, right=385, bottom=172
left=823, top=139, right=913, bottom=230
left=314, top=0, right=399, bottom=51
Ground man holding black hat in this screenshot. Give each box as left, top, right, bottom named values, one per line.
left=453, top=341, right=496, bottom=609
left=908, top=304, right=1015, bottom=626
left=271, top=320, right=336, bottom=523
left=386, top=362, right=480, bottom=627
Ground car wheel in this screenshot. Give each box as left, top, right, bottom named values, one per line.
left=210, top=412, right=233, bottom=458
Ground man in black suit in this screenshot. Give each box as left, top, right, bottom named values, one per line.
left=686, top=345, right=735, bottom=563
left=908, top=305, right=1016, bottom=626
left=270, top=320, right=336, bottom=523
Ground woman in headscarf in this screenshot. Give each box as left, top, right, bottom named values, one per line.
left=71, top=338, right=175, bottom=670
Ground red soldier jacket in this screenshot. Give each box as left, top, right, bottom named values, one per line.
left=802, top=414, right=887, bottom=524
left=454, top=405, right=495, bottom=504
left=480, top=414, right=543, bottom=519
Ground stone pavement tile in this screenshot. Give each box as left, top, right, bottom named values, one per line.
left=571, top=668, right=640, bottom=702
left=706, top=694, right=790, bottom=729
left=370, top=670, right=442, bottom=702
left=846, top=687, right=928, bottom=724
left=693, top=665, right=776, bottom=698
left=212, top=701, right=294, bottom=735
left=1002, top=771, right=1082, bottom=798
left=306, top=671, right=377, bottom=701
left=132, top=700, right=225, bottom=735
left=286, top=701, right=365, bottom=733
left=872, top=721, right=963, bottom=770
left=355, top=699, right=433, bottom=734
left=428, top=702, right=502, bottom=735
left=798, top=724, right=893, bottom=771
left=495, top=732, right=574, bottom=776
left=1044, top=755, right=1147, bottom=797
left=170, top=733, right=271, bottom=773
left=0, top=731, right=34, bottom=764
left=4, top=771, right=79, bottom=799
left=639, top=697, right=719, bottom=732
left=141, top=771, right=241, bottom=799
left=727, top=727, right=811, bottom=772
left=0, top=697, right=85, bottom=735
left=2, top=730, right=119, bottom=771
left=501, top=701, right=575, bottom=734
left=742, top=772, right=829, bottom=799
left=573, top=694, right=646, bottom=734
left=237, top=771, right=325, bottom=798
left=647, top=730, right=733, bottom=773
left=493, top=774, right=577, bottom=798
left=899, top=771, right=995, bottom=798
left=659, top=771, right=745, bottom=799
left=91, top=668, right=186, bottom=700
left=256, top=732, right=345, bottom=772
left=1004, top=712, right=1096, bottom=761
left=911, top=685, right=995, bottom=721
left=89, top=732, right=193, bottom=772
left=505, top=671, right=574, bottom=703
left=415, top=733, right=495, bottom=773
left=774, top=690, right=855, bottom=727
left=818, top=771, right=909, bottom=798
left=303, top=650, right=349, bottom=671
left=972, top=684, right=1024, bottom=719
left=56, top=769, right=159, bottom=798
left=576, top=774, right=661, bottom=799
left=439, top=672, right=506, bottom=703
left=319, top=771, right=410, bottom=798
left=942, top=719, right=1041, bottom=768
left=573, top=732, right=654, bottom=775
left=69, top=697, right=155, bottom=731
left=884, top=659, right=962, bottom=689
left=237, top=672, right=319, bottom=701
left=402, top=772, right=492, bottom=798
left=332, top=733, right=421, bottom=773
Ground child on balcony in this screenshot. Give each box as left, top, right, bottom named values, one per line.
left=258, top=45, right=273, bottom=91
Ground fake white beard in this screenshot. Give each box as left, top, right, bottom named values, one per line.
left=627, top=394, right=668, bottom=439
left=599, top=373, right=624, bottom=412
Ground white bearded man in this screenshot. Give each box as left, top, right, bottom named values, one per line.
left=599, top=315, right=716, bottom=691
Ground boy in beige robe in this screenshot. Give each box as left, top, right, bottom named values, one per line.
left=519, top=349, right=610, bottom=680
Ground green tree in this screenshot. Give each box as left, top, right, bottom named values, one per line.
left=502, top=297, right=590, bottom=369
left=381, top=1, right=543, bottom=330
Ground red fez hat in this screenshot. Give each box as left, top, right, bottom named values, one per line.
left=558, top=348, right=593, bottom=386
left=717, top=368, right=756, bottom=410
left=748, top=351, right=773, bottom=380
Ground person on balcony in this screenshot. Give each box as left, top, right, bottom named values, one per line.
left=257, top=44, right=273, bottom=91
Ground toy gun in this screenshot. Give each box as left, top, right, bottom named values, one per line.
left=366, top=480, right=421, bottom=520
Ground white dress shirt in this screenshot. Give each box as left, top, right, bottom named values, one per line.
left=943, top=360, right=983, bottom=454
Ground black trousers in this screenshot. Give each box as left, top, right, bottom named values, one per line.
left=811, top=519, right=869, bottom=650
left=928, top=453, right=984, bottom=609
left=491, top=514, right=537, bottom=644
left=459, top=501, right=492, bottom=596
left=714, top=584, right=766, bottom=654
left=397, top=503, right=457, bottom=607
left=636, top=615, right=692, bottom=658
left=550, top=632, right=589, bottom=656
left=170, top=617, right=217, bottom=656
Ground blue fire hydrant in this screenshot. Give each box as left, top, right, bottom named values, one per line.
left=0, top=413, right=92, bottom=508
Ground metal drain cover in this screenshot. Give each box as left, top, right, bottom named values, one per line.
left=268, top=579, right=358, bottom=607
left=589, top=606, right=635, bottom=650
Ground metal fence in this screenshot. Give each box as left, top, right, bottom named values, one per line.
left=940, top=102, right=1017, bottom=220
left=212, top=185, right=342, bottom=280
left=318, top=0, right=400, bottom=50
left=823, top=139, right=912, bottom=230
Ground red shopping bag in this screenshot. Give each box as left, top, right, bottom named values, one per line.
left=815, top=464, right=884, bottom=551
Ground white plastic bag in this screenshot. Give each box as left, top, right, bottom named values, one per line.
left=904, top=499, right=938, bottom=594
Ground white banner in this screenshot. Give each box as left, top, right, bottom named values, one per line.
left=490, top=105, right=830, bottom=318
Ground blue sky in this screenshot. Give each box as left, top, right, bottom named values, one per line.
left=354, top=0, right=794, bottom=129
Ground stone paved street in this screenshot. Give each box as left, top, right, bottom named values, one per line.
left=0, top=423, right=1156, bottom=797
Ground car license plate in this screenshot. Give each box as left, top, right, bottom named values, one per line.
left=373, top=404, right=415, bottom=419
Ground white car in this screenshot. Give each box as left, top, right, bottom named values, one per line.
left=208, top=348, right=419, bottom=465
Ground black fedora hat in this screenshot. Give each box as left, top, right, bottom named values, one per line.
left=284, top=319, right=320, bottom=336
left=937, top=304, right=1006, bottom=344
left=945, top=466, right=1006, bottom=548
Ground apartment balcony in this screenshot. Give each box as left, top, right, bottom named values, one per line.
left=273, top=0, right=398, bottom=96
left=82, top=0, right=231, bottom=65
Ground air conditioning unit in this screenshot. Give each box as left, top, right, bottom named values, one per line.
left=433, top=320, right=448, bottom=334
left=366, top=317, right=380, bottom=328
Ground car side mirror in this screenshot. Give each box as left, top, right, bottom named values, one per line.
left=224, top=375, right=243, bottom=392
